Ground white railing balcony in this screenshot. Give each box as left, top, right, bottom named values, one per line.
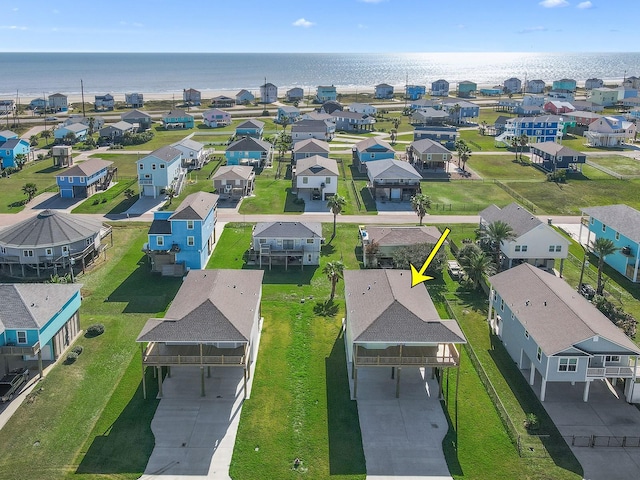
left=139, top=178, right=154, bottom=185
left=587, top=366, right=636, bottom=378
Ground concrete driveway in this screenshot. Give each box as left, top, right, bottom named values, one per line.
left=351, top=366, right=453, bottom=480
left=528, top=369, right=640, bottom=480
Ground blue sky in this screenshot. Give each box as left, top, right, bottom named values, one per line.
left=0, top=0, right=634, bottom=53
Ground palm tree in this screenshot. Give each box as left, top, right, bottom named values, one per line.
left=40, top=129, right=52, bottom=146
left=592, top=238, right=618, bottom=295
left=479, top=121, right=488, bottom=136
left=64, top=131, right=77, bottom=145
left=510, top=137, right=519, bottom=161
left=323, top=261, right=345, bottom=301
left=14, top=154, right=27, bottom=170
left=459, top=249, right=496, bottom=290
left=29, top=135, right=39, bottom=146
left=327, top=195, right=346, bottom=240
left=481, top=220, right=516, bottom=267
left=518, top=133, right=529, bottom=161
left=455, top=139, right=472, bottom=171
left=22, top=182, right=38, bottom=203
left=410, top=193, right=431, bottom=225
left=165, top=187, right=176, bottom=205
left=88, top=116, right=96, bottom=136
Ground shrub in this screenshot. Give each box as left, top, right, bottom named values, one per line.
left=72, top=345, right=84, bottom=355
left=86, top=323, right=105, bottom=337
left=65, top=351, right=79, bottom=364
left=524, top=413, right=539, bottom=430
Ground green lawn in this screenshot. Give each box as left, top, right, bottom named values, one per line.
left=560, top=134, right=627, bottom=153
left=0, top=159, right=59, bottom=213
left=466, top=155, right=547, bottom=181
left=588, top=155, right=640, bottom=176
left=71, top=177, right=138, bottom=215
left=0, top=225, right=180, bottom=480
left=88, top=153, right=141, bottom=177
left=121, top=126, right=193, bottom=151
left=423, top=181, right=517, bottom=214
left=460, top=129, right=504, bottom=152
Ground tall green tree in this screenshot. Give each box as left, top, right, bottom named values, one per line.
left=459, top=245, right=496, bottom=290
left=40, top=129, right=52, bottom=146
left=518, top=133, right=529, bottom=161
left=455, top=139, right=472, bottom=171
left=327, top=195, right=346, bottom=240
left=22, top=182, right=38, bottom=202
left=14, top=154, right=27, bottom=170
left=165, top=187, right=176, bottom=205
left=480, top=220, right=516, bottom=267
left=410, top=193, right=431, bottom=226
left=510, top=137, right=519, bottom=161
left=592, top=238, right=618, bottom=295
left=323, top=261, right=345, bottom=301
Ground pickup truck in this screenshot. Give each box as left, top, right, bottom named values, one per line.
left=0, top=368, right=29, bottom=403
left=447, top=260, right=463, bottom=280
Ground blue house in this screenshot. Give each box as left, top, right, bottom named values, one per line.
left=0, top=138, right=30, bottom=169
left=0, top=283, right=82, bottom=373
left=440, top=99, right=480, bottom=124
left=581, top=205, right=640, bottom=283
left=316, top=85, right=337, bottom=103
left=405, top=85, right=426, bottom=101
left=0, top=130, right=17, bottom=143
left=236, top=89, right=255, bottom=105
left=56, top=158, right=114, bottom=198
left=145, top=192, right=219, bottom=275
left=162, top=109, right=195, bottom=129
left=374, top=83, right=394, bottom=99
left=488, top=263, right=640, bottom=402
left=54, top=123, right=89, bottom=143
left=352, top=137, right=395, bottom=172
left=225, top=136, right=273, bottom=167
left=137, top=146, right=185, bottom=198
left=552, top=78, right=577, bottom=92
left=276, top=106, right=301, bottom=124
left=235, top=119, right=265, bottom=139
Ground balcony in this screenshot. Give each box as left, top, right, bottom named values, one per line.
left=139, top=178, right=154, bottom=185
left=355, top=344, right=460, bottom=368
left=587, top=366, right=637, bottom=378
left=0, top=341, right=40, bottom=356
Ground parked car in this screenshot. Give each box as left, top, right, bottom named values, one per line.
left=0, top=367, right=29, bottom=403
left=580, top=283, right=596, bottom=300
left=312, top=189, right=322, bottom=200
left=45, top=116, right=58, bottom=122
left=447, top=260, right=463, bottom=280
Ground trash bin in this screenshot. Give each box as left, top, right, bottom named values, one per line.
left=547, top=218, right=552, bottom=225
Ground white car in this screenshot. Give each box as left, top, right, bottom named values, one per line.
left=447, top=260, right=463, bottom=280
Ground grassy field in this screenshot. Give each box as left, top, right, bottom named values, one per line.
left=466, top=155, right=547, bottom=181
left=0, top=159, right=60, bottom=213
left=423, top=180, right=516, bottom=214
left=460, top=129, right=505, bottom=152
left=0, top=225, right=179, bottom=480
left=88, top=153, right=141, bottom=177
left=588, top=155, right=640, bottom=176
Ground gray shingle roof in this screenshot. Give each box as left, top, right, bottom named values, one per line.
left=121, top=109, right=151, bottom=120
left=292, top=138, right=330, bottom=154
left=62, top=123, right=89, bottom=134
left=212, top=165, right=255, bottom=181
left=253, top=221, right=322, bottom=239
left=0, top=283, right=81, bottom=331
left=172, top=138, right=204, bottom=151
left=163, top=109, right=193, bottom=119
left=169, top=192, right=218, bottom=221
left=345, top=270, right=466, bottom=344
left=0, top=138, right=25, bottom=149
left=0, top=210, right=104, bottom=248
left=227, top=136, right=272, bottom=152
left=364, top=226, right=442, bottom=247
left=354, top=137, right=394, bottom=153
left=292, top=120, right=327, bottom=133
left=410, top=138, right=451, bottom=155
left=582, top=205, right=640, bottom=244
left=530, top=142, right=582, bottom=157
left=489, top=263, right=640, bottom=356
left=56, top=158, right=113, bottom=178
left=137, top=270, right=263, bottom=343
left=479, top=202, right=541, bottom=237
left=236, top=119, right=265, bottom=130
left=148, top=219, right=171, bottom=235
left=0, top=130, right=17, bottom=139
left=146, top=145, right=182, bottom=163
left=295, top=156, right=339, bottom=176
left=366, top=159, right=421, bottom=180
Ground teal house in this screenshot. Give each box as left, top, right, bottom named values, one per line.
left=316, top=86, right=337, bottom=103
left=581, top=205, right=640, bottom=283
left=552, top=79, right=577, bottom=92
left=235, top=119, right=265, bottom=139
left=225, top=136, right=273, bottom=166
left=0, top=137, right=30, bottom=169
left=0, top=283, right=82, bottom=374
left=162, top=109, right=194, bottom=129
left=457, top=81, right=477, bottom=98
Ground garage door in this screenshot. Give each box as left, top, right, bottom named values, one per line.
left=390, top=188, right=401, bottom=200
left=143, top=185, right=155, bottom=197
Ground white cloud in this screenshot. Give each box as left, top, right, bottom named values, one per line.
left=292, top=18, right=314, bottom=28
left=539, top=0, right=569, bottom=7
left=0, top=25, right=27, bottom=30
left=518, top=26, right=548, bottom=34
left=577, top=1, right=592, bottom=8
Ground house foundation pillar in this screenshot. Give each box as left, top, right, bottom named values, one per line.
left=529, top=360, right=536, bottom=385
left=353, top=367, right=358, bottom=399
left=395, top=367, right=401, bottom=398
left=157, top=366, right=163, bottom=398
left=583, top=380, right=591, bottom=402
left=540, top=377, right=547, bottom=401
left=200, top=366, right=206, bottom=397
left=37, top=349, right=43, bottom=379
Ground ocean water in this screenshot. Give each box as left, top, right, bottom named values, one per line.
left=2, top=52, right=639, bottom=97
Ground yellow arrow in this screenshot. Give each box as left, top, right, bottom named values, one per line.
left=410, top=228, right=450, bottom=287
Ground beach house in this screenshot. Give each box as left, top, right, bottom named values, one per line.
left=291, top=155, right=338, bottom=201
left=121, top=109, right=152, bottom=131
left=251, top=222, right=322, bottom=269
left=292, top=138, right=330, bottom=163
left=94, top=94, right=115, bottom=111
left=503, top=78, right=522, bottom=94
left=291, top=119, right=334, bottom=143
left=98, top=121, right=136, bottom=142
left=580, top=204, right=640, bottom=283
left=366, top=159, right=422, bottom=202
left=552, top=79, right=577, bottom=92
left=457, top=81, right=477, bottom=98
left=29, top=98, right=48, bottom=112
left=54, top=123, right=89, bottom=144
left=211, top=96, right=235, bottom=108
left=359, top=225, right=443, bottom=268
left=235, top=119, right=264, bottom=139
left=316, top=85, right=337, bottom=103
left=529, top=142, right=586, bottom=172
left=276, top=106, right=301, bottom=124
left=162, top=109, right=195, bottom=129
left=125, top=93, right=144, bottom=108
left=55, top=158, right=115, bottom=199
left=0, top=137, right=30, bottom=169
left=543, top=100, right=575, bottom=115
left=136, top=145, right=185, bottom=198
left=225, top=136, right=272, bottom=167
left=145, top=192, right=218, bottom=275
left=136, top=269, right=264, bottom=399
left=413, top=126, right=459, bottom=147
left=479, top=202, right=569, bottom=273
left=235, top=89, right=255, bottom=105
left=588, top=88, right=620, bottom=107
left=172, top=138, right=206, bottom=170
left=0, top=283, right=83, bottom=372
left=212, top=165, right=255, bottom=199
left=286, top=87, right=304, bottom=103
left=183, top=88, right=201, bottom=106
left=202, top=109, right=232, bottom=128
left=47, top=93, right=68, bottom=112
left=374, top=83, right=394, bottom=99
left=331, top=111, right=376, bottom=133
left=526, top=79, right=546, bottom=94
left=431, top=79, right=450, bottom=97
left=488, top=263, right=640, bottom=403
left=52, top=145, right=73, bottom=168
left=0, top=100, right=15, bottom=115
left=585, top=78, right=604, bottom=90
left=348, top=103, right=377, bottom=115
left=320, top=100, right=343, bottom=115
left=496, top=115, right=565, bottom=146
left=352, top=137, right=395, bottom=172
left=260, top=82, right=278, bottom=103
left=440, top=99, right=480, bottom=124
left=405, top=85, right=426, bottom=100
left=585, top=116, right=636, bottom=147
left=406, top=138, right=453, bottom=171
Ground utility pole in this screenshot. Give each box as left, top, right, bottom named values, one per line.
left=81, top=79, right=86, bottom=118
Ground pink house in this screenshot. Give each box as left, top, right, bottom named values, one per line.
left=544, top=101, right=575, bottom=115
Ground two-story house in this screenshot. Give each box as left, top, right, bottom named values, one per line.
left=431, top=79, right=450, bottom=97
left=352, top=137, right=395, bottom=172
left=0, top=137, right=30, bottom=169
left=94, top=94, right=115, bottom=111
left=0, top=283, right=82, bottom=372
left=405, top=85, right=426, bottom=100
left=202, top=108, right=232, bottom=128
left=366, top=159, right=422, bottom=202
left=260, top=82, right=278, bottom=103
left=145, top=192, right=218, bottom=275
left=503, top=77, right=522, bottom=94
left=412, top=126, right=459, bottom=148
left=291, top=119, right=334, bottom=143
left=48, top=93, right=68, bottom=112
left=316, top=85, right=337, bottom=103
left=137, top=145, right=185, bottom=198
left=211, top=95, right=235, bottom=108
left=54, top=123, right=89, bottom=144
left=291, top=155, right=338, bottom=201
left=585, top=116, right=636, bottom=147
left=252, top=221, right=323, bottom=269
left=440, top=99, right=480, bottom=124
left=29, top=97, right=48, bottom=112
left=276, top=106, right=301, bottom=124
left=526, top=79, right=546, bottom=94
left=406, top=138, right=452, bottom=171
left=212, top=165, right=255, bottom=199
left=552, top=79, right=577, bottom=92
left=183, top=88, right=201, bottom=106
left=348, top=103, right=377, bottom=115
left=580, top=204, right=640, bottom=283
left=488, top=263, right=640, bottom=402
left=162, top=109, right=195, bottom=129
left=585, top=78, right=604, bottom=90
left=410, top=108, right=449, bottom=126
left=235, top=89, right=255, bottom=105
left=225, top=136, right=272, bottom=167
left=457, top=81, right=477, bottom=98
left=235, top=119, right=264, bottom=139
left=172, top=138, right=206, bottom=170
left=55, top=158, right=115, bottom=198
left=331, top=111, right=376, bottom=133
left=479, top=202, right=569, bottom=273
left=374, top=83, right=394, bottom=99
left=529, top=142, right=586, bottom=172
left=125, top=93, right=144, bottom=108
left=496, top=115, right=565, bottom=146
left=121, top=109, right=152, bottom=131
left=286, top=87, right=304, bottom=102
left=543, top=101, right=575, bottom=115
left=588, top=87, right=620, bottom=107
left=292, top=138, right=330, bottom=163
left=98, top=121, right=136, bottom=142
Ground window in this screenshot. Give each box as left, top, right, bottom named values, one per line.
left=605, top=355, right=620, bottom=363
left=62, top=245, right=69, bottom=254
left=515, top=245, right=521, bottom=252
left=615, top=232, right=620, bottom=241
left=590, top=217, right=594, bottom=225
left=325, top=177, right=331, bottom=184
left=302, top=177, right=308, bottom=184
left=602, top=224, right=606, bottom=232
left=370, top=153, right=375, bottom=159
left=160, top=164, right=165, bottom=169
left=521, top=245, right=528, bottom=252
left=152, top=164, right=156, bottom=170
left=555, top=245, right=562, bottom=252
left=16, top=331, right=27, bottom=345
left=0, top=246, right=5, bottom=254
left=306, top=238, right=314, bottom=244
left=549, top=245, right=555, bottom=252
left=157, top=236, right=164, bottom=246
left=80, top=177, right=85, bottom=183
left=259, top=238, right=266, bottom=244
left=139, top=164, right=144, bottom=170
left=187, top=220, right=194, bottom=230
left=500, top=298, right=504, bottom=311
left=525, top=330, right=529, bottom=339
left=283, top=239, right=294, bottom=250
left=558, top=358, right=577, bottom=372
left=23, top=249, right=34, bottom=257
left=45, top=248, right=53, bottom=256
left=187, top=236, right=195, bottom=246
left=86, top=238, right=93, bottom=246
left=537, top=347, right=542, bottom=362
